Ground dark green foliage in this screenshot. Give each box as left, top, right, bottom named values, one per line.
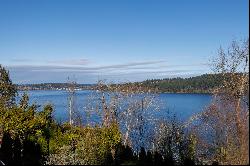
left=22, top=139, right=43, bottom=165
left=153, top=151, right=163, bottom=165
left=112, top=143, right=196, bottom=165
left=114, top=143, right=136, bottom=165
left=139, top=73, right=224, bottom=93
left=114, top=144, right=165, bottom=165
left=0, top=103, right=55, bottom=165
left=0, top=68, right=56, bottom=165
left=0, top=132, right=43, bottom=165
left=138, top=147, right=147, bottom=164
left=0, top=65, right=17, bottom=107
left=107, top=139, right=191, bottom=165
left=0, top=133, right=13, bottom=164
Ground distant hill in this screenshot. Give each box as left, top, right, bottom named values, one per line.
left=117, top=73, right=225, bottom=94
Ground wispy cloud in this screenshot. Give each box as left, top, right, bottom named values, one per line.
left=6, top=61, right=210, bottom=76
left=98, top=60, right=166, bottom=69
left=6, top=60, right=210, bottom=83
left=46, top=59, right=89, bottom=66
left=7, top=60, right=167, bottom=72
left=10, top=58, right=90, bottom=66
left=100, top=69, right=201, bottom=76
left=116, top=63, right=210, bottom=70
left=11, top=58, right=34, bottom=62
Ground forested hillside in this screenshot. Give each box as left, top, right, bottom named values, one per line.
left=115, top=74, right=224, bottom=93
left=136, top=74, right=225, bottom=93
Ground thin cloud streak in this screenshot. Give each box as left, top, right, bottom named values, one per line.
left=99, top=69, right=203, bottom=76
left=6, top=61, right=209, bottom=72
left=46, top=59, right=89, bottom=66
left=11, top=58, right=34, bottom=62
left=7, top=60, right=167, bottom=72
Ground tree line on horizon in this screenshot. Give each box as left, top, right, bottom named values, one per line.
left=119, top=73, right=225, bottom=94
left=18, top=73, right=228, bottom=94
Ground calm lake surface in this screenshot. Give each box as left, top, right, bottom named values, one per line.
left=17, top=90, right=212, bottom=123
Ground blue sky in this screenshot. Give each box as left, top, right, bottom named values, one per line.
left=0, top=0, right=248, bottom=84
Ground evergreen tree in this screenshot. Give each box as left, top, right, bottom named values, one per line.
left=0, top=65, right=17, bottom=107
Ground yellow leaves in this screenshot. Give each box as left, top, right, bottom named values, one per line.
left=47, top=122, right=122, bottom=164
left=0, top=101, right=56, bottom=142
left=35, top=130, right=43, bottom=137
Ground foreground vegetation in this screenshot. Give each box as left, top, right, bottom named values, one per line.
left=0, top=39, right=249, bottom=165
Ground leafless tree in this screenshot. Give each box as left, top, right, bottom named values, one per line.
left=67, top=78, right=81, bottom=126
left=191, top=38, right=249, bottom=165
left=83, top=80, right=160, bottom=152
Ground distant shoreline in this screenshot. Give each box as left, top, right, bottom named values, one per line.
left=160, top=91, right=212, bottom=95
left=17, top=89, right=213, bottom=95
left=16, top=73, right=223, bottom=94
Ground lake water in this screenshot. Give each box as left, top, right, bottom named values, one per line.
left=17, top=90, right=212, bottom=123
